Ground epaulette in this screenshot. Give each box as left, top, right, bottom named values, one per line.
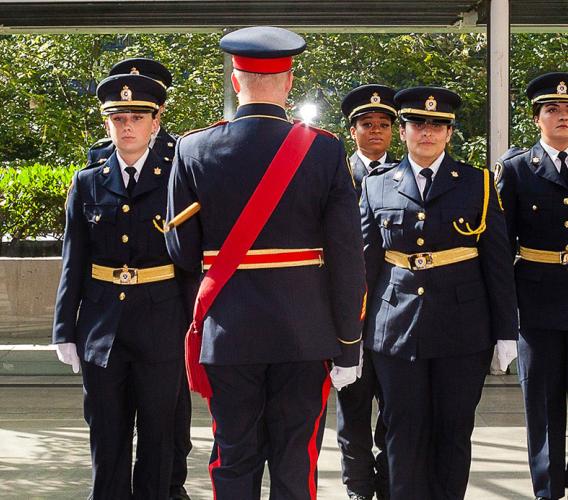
left=90, top=137, right=112, bottom=150
left=182, top=120, right=228, bottom=137
left=368, top=162, right=397, bottom=176
left=292, top=119, right=337, bottom=139
left=454, top=160, right=483, bottom=171
left=82, top=157, right=108, bottom=170
left=493, top=147, right=527, bottom=184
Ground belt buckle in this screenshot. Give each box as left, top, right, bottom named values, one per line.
left=408, top=253, right=434, bottom=271
left=561, top=251, right=568, bottom=266
left=113, top=267, right=138, bottom=285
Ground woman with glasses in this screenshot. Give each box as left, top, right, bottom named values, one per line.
left=359, top=86, right=518, bottom=500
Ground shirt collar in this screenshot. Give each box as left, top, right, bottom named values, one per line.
left=408, top=151, right=445, bottom=179
left=233, top=102, right=289, bottom=122
left=540, top=139, right=568, bottom=171
left=116, top=148, right=150, bottom=176
left=356, top=151, right=387, bottom=172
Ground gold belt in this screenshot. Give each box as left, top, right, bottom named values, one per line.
left=519, top=246, right=568, bottom=265
left=385, top=247, right=479, bottom=271
left=92, top=263, right=175, bottom=285
left=202, top=248, right=324, bottom=270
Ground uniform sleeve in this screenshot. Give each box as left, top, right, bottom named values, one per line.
left=360, top=176, right=385, bottom=298
left=165, top=140, right=203, bottom=274
left=52, top=171, right=89, bottom=344
left=322, top=143, right=367, bottom=367
left=478, top=172, right=519, bottom=341
left=496, top=160, right=518, bottom=257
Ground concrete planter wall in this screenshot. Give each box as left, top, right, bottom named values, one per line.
left=0, top=257, right=61, bottom=344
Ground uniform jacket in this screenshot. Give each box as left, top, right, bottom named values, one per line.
left=86, top=127, right=178, bottom=167
left=360, top=154, right=518, bottom=361
left=349, top=152, right=396, bottom=199
left=497, top=141, right=568, bottom=330
left=52, top=150, right=188, bottom=368
left=166, top=103, right=366, bottom=367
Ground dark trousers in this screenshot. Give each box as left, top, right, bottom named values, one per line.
left=205, top=361, right=331, bottom=500
left=171, top=382, right=192, bottom=490
left=372, top=348, right=492, bottom=500
left=336, top=347, right=387, bottom=497
left=82, top=343, right=182, bottom=500
left=518, top=328, right=568, bottom=499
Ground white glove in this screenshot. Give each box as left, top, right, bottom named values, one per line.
left=330, top=365, right=357, bottom=391
left=495, top=340, right=517, bottom=372
left=355, top=342, right=364, bottom=379
left=54, top=343, right=80, bottom=374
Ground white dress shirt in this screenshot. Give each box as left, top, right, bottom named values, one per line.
left=540, top=139, right=568, bottom=173
left=357, top=151, right=388, bottom=173
left=408, top=151, right=445, bottom=198
left=116, top=148, right=150, bottom=188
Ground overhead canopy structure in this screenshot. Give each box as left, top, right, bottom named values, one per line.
left=0, top=0, right=566, bottom=32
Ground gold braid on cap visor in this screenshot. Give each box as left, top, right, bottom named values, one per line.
left=398, top=108, right=455, bottom=120
left=348, top=102, right=397, bottom=121
left=100, top=101, right=160, bottom=113
left=531, top=94, right=568, bottom=104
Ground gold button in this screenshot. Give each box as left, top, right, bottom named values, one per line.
left=164, top=157, right=170, bottom=161
left=564, top=198, right=568, bottom=205
left=382, top=220, right=389, bottom=228
left=119, top=292, right=126, bottom=301
left=122, top=204, right=130, bottom=213
left=417, top=287, right=425, bottom=295
left=532, top=205, right=538, bottom=211
left=564, top=221, right=568, bottom=229
left=94, top=214, right=101, bottom=222
left=417, top=237, right=425, bottom=246
left=565, top=244, right=568, bottom=251
left=458, top=217, right=464, bottom=224
left=122, top=234, right=129, bottom=243
left=155, top=214, right=161, bottom=220
left=417, top=212, right=426, bottom=221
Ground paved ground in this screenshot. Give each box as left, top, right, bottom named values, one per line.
left=0, top=366, right=542, bottom=500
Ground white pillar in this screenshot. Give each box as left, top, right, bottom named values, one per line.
left=223, top=52, right=236, bottom=120
left=488, top=0, right=510, bottom=167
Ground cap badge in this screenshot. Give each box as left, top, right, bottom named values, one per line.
left=557, top=81, right=567, bottom=95
left=425, top=95, right=437, bottom=111
left=451, top=170, right=459, bottom=178
left=130, top=67, right=140, bottom=75
left=154, top=167, right=162, bottom=175
left=121, top=85, right=133, bottom=101
left=370, top=92, right=381, bottom=104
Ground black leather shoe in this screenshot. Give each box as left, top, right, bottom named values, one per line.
left=375, top=451, right=390, bottom=500
left=347, top=493, right=373, bottom=500
left=169, top=485, right=191, bottom=500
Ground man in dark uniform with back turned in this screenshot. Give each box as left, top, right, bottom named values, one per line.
left=52, top=72, right=190, bottom=499
left=87, top=58, right=178, bottom=169
left=86, top=57, right=191, bottom=500
left=337, top=84, right=398, bottom=500
left=497, top=72, right=568, bottom=500
left=165, top=26, right=366, bottom=500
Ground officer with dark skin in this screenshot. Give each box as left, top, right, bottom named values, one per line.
left=52, top=73, right=191, bottom=499
left=360, top=86, right=518, bottom=500
left=337, top=84, right=398, bottom=500
left=165, top=26, right=366, bottom=500
left=86, top=58, right=191, bottom=500
left=496, top=72, right=568, bottom=500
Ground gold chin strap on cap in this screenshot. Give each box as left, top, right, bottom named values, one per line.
left=452, top=168, right=490, bottom=242
left=164, top=202, right=201, bottom=232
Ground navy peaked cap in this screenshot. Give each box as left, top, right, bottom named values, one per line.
left=96, top=74, right=166, bottom=115
left=341, top=84, right=397, bottom=123
left=109, top=58, right=173, bottom=89
left=395, top=86, right=462, bottom=124
left=527, top=72, right=568, bottom=104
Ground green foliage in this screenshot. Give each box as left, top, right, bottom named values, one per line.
left=0, top=164, right=75, bottom=240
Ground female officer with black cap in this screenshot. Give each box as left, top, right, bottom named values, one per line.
left=497, top=72, right=568, bottom=500
left=359, top=86, right=518, bottom=499
left=52, top=73, right=189, bottom=499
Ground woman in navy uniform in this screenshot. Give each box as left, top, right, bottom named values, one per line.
left=497, top=72, right=568, bottom=500
left=52, top=73, right=190, bottom=499
left=360, top=86, right=518, bottom=500
left=337, top=84, right=398, bottom=500
left=166, top=26, right=366, bottom=500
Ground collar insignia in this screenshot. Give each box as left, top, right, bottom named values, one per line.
left=532, top=157, right=540, bottom=164
left=154, top=167, right=162, bottom=175
left=393, top=170, right=402, bottom=180
left=451, top=170, right=459, bottom=178
left=102, top=166, right=110, bottom=174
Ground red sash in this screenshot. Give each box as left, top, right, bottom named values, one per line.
left=186, top=122, right=318, bottom=398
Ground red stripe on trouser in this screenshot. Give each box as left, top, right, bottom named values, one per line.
left=307, top=363, right=332, bottom=499
left=206, top=398, right=220, bottom=500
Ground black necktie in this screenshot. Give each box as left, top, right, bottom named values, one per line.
left=369, top=160, right=380, bottom=169
left=125, top=166, right=137, bottom=197
left=419, top=168, right=434, bottom=199
left=558, top=151, right=568, bottom=184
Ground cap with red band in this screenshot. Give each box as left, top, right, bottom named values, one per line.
left=220, top=26, right=306, bottom=74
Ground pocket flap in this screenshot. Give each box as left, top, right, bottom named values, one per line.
left=374, top=208, right=404, bottom=227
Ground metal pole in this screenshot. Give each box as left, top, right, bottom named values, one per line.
left=223, top=52, right=236, bottom=120
left=487, top=0, right=510, bottom=168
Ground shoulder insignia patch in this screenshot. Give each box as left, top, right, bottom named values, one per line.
left=493, top=161, right=504, bottom=184
left=182, top=120, right=228, bottom=137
